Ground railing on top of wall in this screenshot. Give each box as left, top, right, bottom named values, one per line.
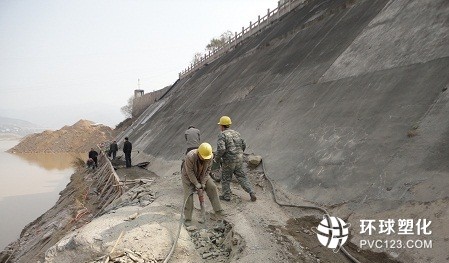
left=178, top=0, right=304, bottom=79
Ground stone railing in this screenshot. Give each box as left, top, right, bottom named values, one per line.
left=179, top=0, right=303, bottom=79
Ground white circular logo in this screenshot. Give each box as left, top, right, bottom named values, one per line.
left=314, top=216, right=350, bottom=252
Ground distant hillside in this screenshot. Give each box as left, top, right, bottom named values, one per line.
left=0, top=116, right=44, bottom=136
left=7, top=120, right=114, bottom=153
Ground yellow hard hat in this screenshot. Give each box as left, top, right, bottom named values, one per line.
left=218, top=116, right=232, bottom=126
left=198, top=143, right=213, bottom=160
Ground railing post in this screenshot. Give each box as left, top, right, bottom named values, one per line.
left=258, top=15, right=261, bottom=31
left=277, top=1, right=281, bottom=18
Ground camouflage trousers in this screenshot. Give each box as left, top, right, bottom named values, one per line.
left=220, top=160, right=254, bottom=199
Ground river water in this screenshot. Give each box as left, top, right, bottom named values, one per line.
left=0, top=139, right=82, bottom=250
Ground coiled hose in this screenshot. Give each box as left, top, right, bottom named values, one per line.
left=261, top=160, right=362, bottom=263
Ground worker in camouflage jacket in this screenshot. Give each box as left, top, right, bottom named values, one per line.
left=215, top=116, right=256, bottom=202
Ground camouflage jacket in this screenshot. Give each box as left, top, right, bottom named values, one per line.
left=216, top=129, right=246, bottom=162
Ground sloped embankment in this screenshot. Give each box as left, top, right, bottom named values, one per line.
left=117, top=0, right=449, bottom=262
left=0, top=153, right=122, bottom=263
left=7, top=119, right=114, bottom=153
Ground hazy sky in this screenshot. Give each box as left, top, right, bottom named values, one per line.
left=0, top=0, right=277, bottom=129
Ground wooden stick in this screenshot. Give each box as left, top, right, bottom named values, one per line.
left=110, top=231, right=124, bottom=255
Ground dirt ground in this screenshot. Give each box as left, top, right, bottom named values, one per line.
left=104, top=156, right=401, bottom=263
left=1, top=154, right=417, bottom=263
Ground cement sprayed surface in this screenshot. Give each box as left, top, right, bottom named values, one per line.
left=119, top=0, right=449, bottom=206
left=3, top=0, right=449, bottom=262
left=321, top=0, right=449, bottom=81
left=115, top=0, right=449, bottom=261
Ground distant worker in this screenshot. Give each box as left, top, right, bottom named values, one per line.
left=88, top=148, right=99, bottom=168
left=185, top=125, right=200, bottom=154
left=123, top=137, right=132, bottom=168
left=215, top=116, right=256, bottom=202
left=86, top=158, right=95, bottom=170
left=182, top=143, right=224, bottom=225
left=109, top=140, right=118, bottom=159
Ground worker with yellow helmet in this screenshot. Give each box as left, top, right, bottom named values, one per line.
left=181, top=142, right=224, bottom=225
left=216, top=116, right=257, bottom=202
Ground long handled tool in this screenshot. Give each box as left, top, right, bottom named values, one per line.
left=197, top=188, right=206, bottom=223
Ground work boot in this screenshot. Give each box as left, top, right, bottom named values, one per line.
left=184, top=220, right=192, bottom=227
left=215, top=210, right=227, bottom=216
left=250, top=193, right=257, bottom=202
left=210, top=210, right=227, bottom=220
left=219, top=195, right=230, bottom=202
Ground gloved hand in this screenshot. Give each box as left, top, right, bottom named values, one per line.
left=195, top=183, right=202, bottom=189
left=201, top=184, right=206, bottom=190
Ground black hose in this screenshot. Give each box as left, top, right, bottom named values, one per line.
left=162, top=159, right=362, bottom=263
left=163, top=191, right=194, bottom=263
left=261, top=160, right=362, bottom=263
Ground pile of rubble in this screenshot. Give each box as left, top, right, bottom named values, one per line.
left=89, top=249, right=161, bottom=263
left=7, top=119, right=114, bottom=153
left=108, top=183, right=156, bottom=210
left=186, top=220, right=244, bottom=262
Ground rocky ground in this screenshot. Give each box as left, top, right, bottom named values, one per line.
left=7, top=120, right=114, bottom=153
left=1, top=151, right=408, bottom=263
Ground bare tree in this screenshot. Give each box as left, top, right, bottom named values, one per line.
left=120, top=96, right=134, bottom=118
left=206, top=30, right=233, bottom=51
left=191, top=52, right=204, bottom=64
left=190, top=30, right=233, bottom=65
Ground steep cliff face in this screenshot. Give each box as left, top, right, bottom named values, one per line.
left=119, top=0, right=449, bottom=261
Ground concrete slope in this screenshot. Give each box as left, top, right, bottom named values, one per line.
left=126, top=0, right=449, bottom=208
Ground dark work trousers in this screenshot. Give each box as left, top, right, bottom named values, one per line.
left=125, top=152, right=132, bottom=167
left=92, top=157, right=98, bottom=167
left=111, top=151, right=117, bottom=159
